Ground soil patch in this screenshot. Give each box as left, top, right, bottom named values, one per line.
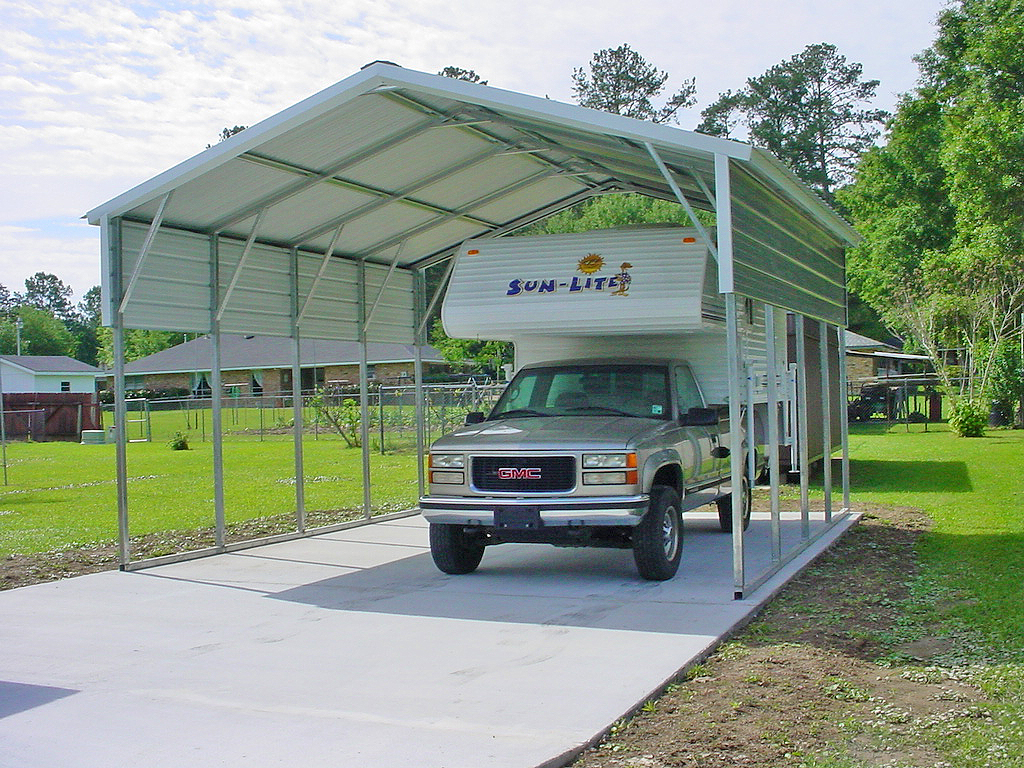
left=572, top=503, right=984, bottom=768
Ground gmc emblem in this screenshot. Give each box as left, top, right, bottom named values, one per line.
left=497, top=467, right=542, bottom=480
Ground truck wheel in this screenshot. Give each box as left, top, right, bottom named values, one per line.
left=716, top=471, right=752, bottom=532
left=429, top=523, right=485, bottom=575
left=633, top=485, right=683, bottom=581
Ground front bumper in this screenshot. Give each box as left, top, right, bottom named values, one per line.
left=418, top=494, right=650, bottom=527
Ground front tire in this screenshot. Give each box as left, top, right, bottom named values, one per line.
left=717, top=470, right=752, bottom=532
left=429, top=523, right=485, bottom=574
left=633, top=485, right=683, bottom=581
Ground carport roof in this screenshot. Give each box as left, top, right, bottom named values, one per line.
left=86, top=61, right=857, bottom=273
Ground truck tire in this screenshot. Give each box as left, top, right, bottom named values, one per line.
left=716, top=471, right=752, bottom=532
left=633, top=485, right=683, bottom=581
left=429, top=523, right=485, bottom=575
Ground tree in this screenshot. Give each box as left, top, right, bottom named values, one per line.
left=96, top=328, right=188, bottom=367
left=206, top=125, right=248, bottom=148
left=438, top=66, right=487, bottom=85
left=571, top=44, right=696, bottom=123
left=840, top=0, right=1024, bottom=430
left=699, top=43, right=887, bottom=201
left=430, top=323, right=512, bottom=380
left=23, top=272, right=75, bottom=321
left=0, top=306, right=76, bottom=357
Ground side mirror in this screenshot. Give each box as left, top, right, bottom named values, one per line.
left=465, top=411, right=485, bottom=425
left=710, top=446, right=731, bottom=459
left=681, top=407, right=718, bottom=427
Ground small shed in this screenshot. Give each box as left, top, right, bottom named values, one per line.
left=87, top=63, right=857, bottom=597
left=0, top=355, right=100, bottom=394
left=0, top=356, right=103, bottom=439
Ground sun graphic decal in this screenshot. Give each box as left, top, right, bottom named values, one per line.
left=577, top=253, right=604, bottom=274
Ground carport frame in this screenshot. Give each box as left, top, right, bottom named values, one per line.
left=90, top=64, right=856, bottom=594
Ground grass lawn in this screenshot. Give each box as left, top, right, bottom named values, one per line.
left=843, top=423, right=1024, bottom=657
left=0, top=435, right=420, bottom=557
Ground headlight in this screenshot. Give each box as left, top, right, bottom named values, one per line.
left=582, top=453, right=636, bottom=469
left=429, top=454, right=465, bottom=469
left=430, top=471, right=465, bottom=484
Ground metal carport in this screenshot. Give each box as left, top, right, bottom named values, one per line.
left=87, top=61, right=857, bottom=597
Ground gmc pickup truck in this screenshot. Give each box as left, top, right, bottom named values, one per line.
left=419, top=358, right=752, bottom=580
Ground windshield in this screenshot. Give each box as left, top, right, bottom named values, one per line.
left=490, top=364, right=670, bottom=420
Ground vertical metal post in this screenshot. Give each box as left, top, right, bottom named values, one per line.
left=110, top=218, right=130, bottom=567
left=290, top=248, right=306, bottom=532
left=358, top=261, right=372, bottom=519
left=414, top=270, right=427, bottom=499
left=820, top=321, right=833, bottom=522
left=0, top=359, right=7, bottom=486
left=726, top=294, right=745, bottom=599
left=745, top=363, right=756, bottom=486
left=839, top=325, right=851, bottom=510
left=764, top=304, right=782, bottom=562
left=795, top=314, right=810, bottom=539
left=210, top=236, right=226, bottom=550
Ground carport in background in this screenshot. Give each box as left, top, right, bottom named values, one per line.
left=88, top=63, right=855, bottom=596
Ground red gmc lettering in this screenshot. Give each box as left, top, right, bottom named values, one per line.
left=497, top=468, right=542, bottom=480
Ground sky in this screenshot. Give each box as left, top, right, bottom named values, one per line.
left=0, top=0, right=948, bottom=302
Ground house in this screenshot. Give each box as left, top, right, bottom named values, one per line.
left=106, top=334, right=451, bottom=396
left=0, top=356, right=103, bottom=439
left=0, top=355, right=101, bottom=393
left=844, top=330, right=930, bottom=384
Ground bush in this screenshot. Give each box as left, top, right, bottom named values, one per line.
left=948, top=399, right=988, bottom=437
left=168, top=431, right=190, bottom=450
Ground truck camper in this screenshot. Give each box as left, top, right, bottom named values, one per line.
left=420, top=226, right=777, bottom=580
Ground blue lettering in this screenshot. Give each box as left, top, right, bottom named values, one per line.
left=607, top=276, right=618, bottom=288
left=569, top=276, right=584, bottom=292
left=506, top=279, right=522, bottom=296
left=593, top=277, right=607, bottom=290
left=523, top=280, right=539, bottom=292
left=538, top=280, right=556, bottom=293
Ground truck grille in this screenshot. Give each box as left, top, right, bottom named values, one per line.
left=472, top=456, right=576, bottom=492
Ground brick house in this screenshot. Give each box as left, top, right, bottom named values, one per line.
left=105, top=334, right=451, bottom=396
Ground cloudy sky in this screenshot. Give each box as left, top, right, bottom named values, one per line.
left=1, top=0, right=946, bottom=300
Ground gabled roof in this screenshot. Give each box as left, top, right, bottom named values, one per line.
left=89, top=62, right=856, bottom=341
left=121, top=334, right=444, bottom=375
left=0, top=355, right=102, bottom=374
left=843, top=330, right=899, bottom=351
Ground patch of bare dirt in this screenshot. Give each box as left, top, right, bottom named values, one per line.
left=572, top=504, right=983, bottom=768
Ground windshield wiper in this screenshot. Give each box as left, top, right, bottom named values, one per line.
left=490, top=408, right=547, bottom=419
left=563, top=405, right=637, bottom=417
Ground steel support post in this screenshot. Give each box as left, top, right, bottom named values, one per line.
left=209, top=235, right=226, bottom=549
left=290, top=246, right=306, bottom=532
left=820, top=321, right=833, bottom=522
left=838, top=323, right=851, bottom=510
left=109, top=218, right=131, bottom=567
left=414, top=270, right=427, bottom=499
left=764, top=304, right=782, bottom=562
left=795, top=314, right=811, bottom=539
left=358, top=261, right=372, bottom=519
left=726, top=294, right=746, bottom=598
left=0, top=359, right=7, bottom=486
left=746, top=362, right=756, bottom=486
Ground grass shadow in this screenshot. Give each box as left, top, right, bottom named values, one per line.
left=850, top=459, right=972, bottom=493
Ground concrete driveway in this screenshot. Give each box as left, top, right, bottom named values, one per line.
left=0, top=509, right=856, bottom=768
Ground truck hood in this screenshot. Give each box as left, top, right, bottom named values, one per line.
left=430, top=416, right=662, bottom=452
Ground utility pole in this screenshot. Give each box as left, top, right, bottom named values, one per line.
left=15, top=316, right=22, bottom=355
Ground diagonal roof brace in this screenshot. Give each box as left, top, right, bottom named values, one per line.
left=645, top=143, right=719, bottom=263
left=297, top=223, right=346, bottom=324
left=118, top=191, right=172, bottom=315
left=216, top=208, right=267, bottom=321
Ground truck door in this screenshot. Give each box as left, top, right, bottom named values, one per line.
left=674, top=365, right=718, bottom=484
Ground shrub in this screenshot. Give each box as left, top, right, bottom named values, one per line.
left=948, top=399, right=988, bottom=437
left=168, top=431, right=190, bottom=450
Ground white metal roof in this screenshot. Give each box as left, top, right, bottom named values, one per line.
left=89, top=62, right=857, bottom=341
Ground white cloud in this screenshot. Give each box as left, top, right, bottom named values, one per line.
left=0, top=0, right=944, bottom=296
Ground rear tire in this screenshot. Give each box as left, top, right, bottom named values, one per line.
left=717, top=470, right=752, bottom=532
left=633, top=485, right=683, bottom=581
left=429, top=523, right=485, bottom=575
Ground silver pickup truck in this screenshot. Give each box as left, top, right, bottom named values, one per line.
left=419, top=358, right=752, bottom=580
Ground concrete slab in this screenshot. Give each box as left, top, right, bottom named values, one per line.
left=0, top=510, right=858, bottom=768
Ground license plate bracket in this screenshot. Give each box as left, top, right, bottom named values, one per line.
left=494, top=506, right=542, bottom=530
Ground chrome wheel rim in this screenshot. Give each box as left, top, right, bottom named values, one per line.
left=662, top=506, right=679, bottom=560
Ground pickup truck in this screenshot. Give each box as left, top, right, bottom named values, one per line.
left=418, top=358, right=752, bottom=580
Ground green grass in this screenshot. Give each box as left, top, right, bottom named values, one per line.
left=0, top=436, right=420, bottom=556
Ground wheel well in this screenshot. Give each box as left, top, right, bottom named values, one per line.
left=651, top=463, right=683, bottom=495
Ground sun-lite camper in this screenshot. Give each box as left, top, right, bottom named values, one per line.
left=419, top=226, right=787, bottom=580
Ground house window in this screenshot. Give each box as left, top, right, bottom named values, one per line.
left=251, top=370, right=263, bottom=396
left=60, top=381, right=71, bottom=392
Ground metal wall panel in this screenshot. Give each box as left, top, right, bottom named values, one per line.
left=729, top=164, right=846, bottom=326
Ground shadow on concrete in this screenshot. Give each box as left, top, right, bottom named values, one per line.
left=0, top=681, right=78, bottom=719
